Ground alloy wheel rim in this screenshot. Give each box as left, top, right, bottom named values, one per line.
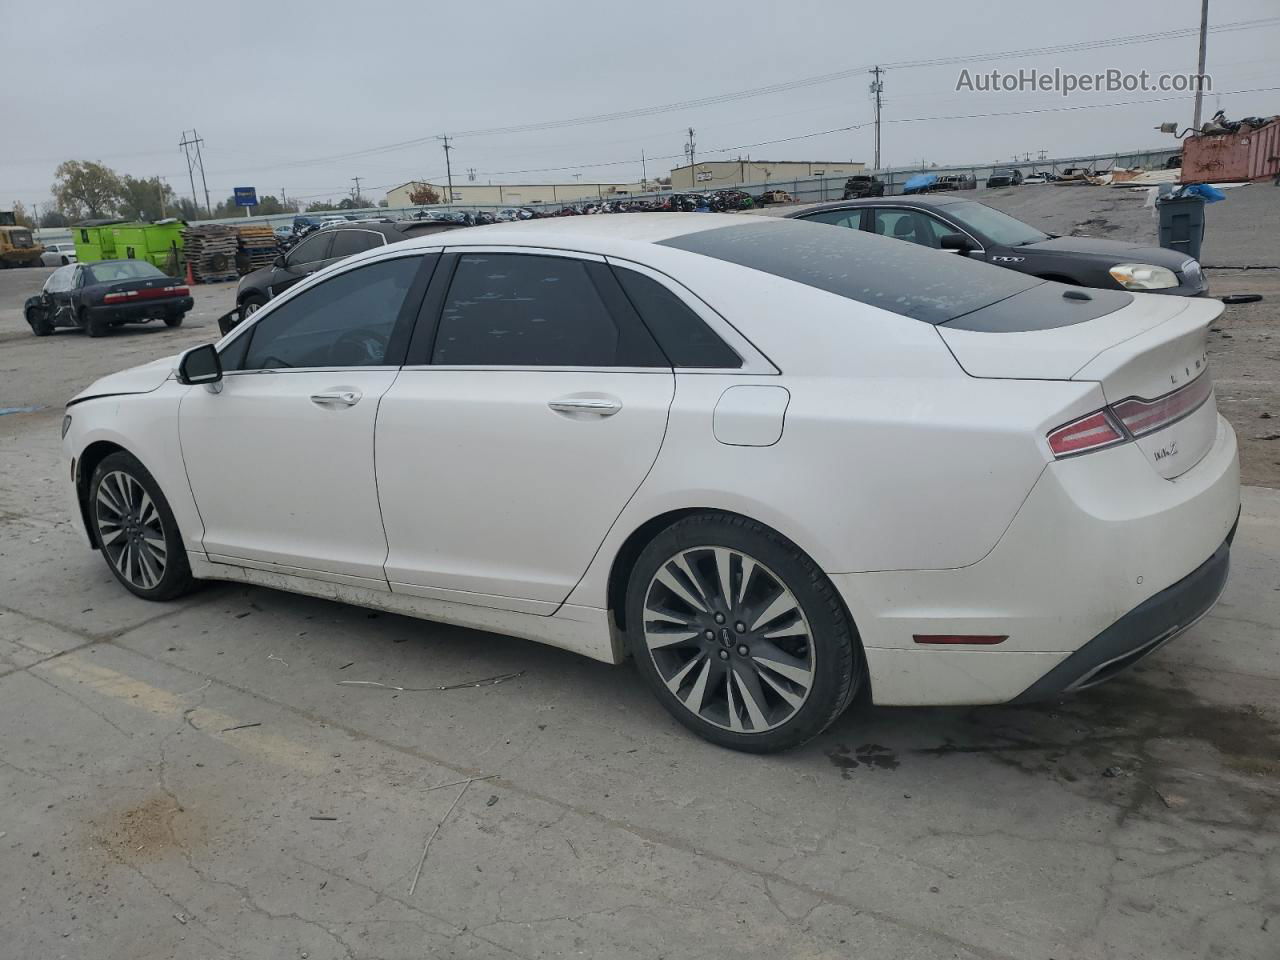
left=95, top=470, right=167, bottom=590
left=643, top=546, right=815, bottom=733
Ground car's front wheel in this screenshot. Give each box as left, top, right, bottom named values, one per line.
left=625, top=512, right=862, bottom=753
left=25, top=305, right=53, bottom=337
left=89, top=452, right=195, bottom=601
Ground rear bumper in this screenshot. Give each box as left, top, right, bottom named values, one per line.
left=837, top=414, right=1240, bottom=706
left=88, top=297, right=193, bottom=322
left=1009, top=519, right=1234, bottom=702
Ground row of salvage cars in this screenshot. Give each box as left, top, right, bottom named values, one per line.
left=58, top=204, right=1236, bottom=754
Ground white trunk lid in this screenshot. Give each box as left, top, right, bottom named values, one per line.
left=939, top=294, right=1223, bottom=479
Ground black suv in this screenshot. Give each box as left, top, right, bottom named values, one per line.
left=226, top=220, right=464, bottom=330
left=841, top=175, right=885, bottom=199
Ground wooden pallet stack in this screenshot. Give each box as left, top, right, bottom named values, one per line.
left=236, top=224, right=279, bottom=274
left=181, top=225, right=240, bottom=283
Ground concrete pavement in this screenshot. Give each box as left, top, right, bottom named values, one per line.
left=1, top=394, right=1278, bottom=957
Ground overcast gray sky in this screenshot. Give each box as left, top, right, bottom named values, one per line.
left=3, top=0, right=1277, bottom=211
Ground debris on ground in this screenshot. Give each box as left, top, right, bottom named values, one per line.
left=267, top=654, right=289, bottom=667
left=1101, top=766, right=1130, bottom=778
left=219, top=722, right=262, bottom=733
left=337, top=671, right=524, bottom=693
left=409, top=775, right=495, bottom=896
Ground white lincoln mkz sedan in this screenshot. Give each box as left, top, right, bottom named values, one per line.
left=63, top=214, right=1240, bottom=751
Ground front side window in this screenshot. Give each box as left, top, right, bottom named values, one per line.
left=44, top=265, right=73, bottom=294
left=798, top=208, right=861, bottom=230
left=237, top=256, right=421, bottom=370
left=286, top=232, right=332, bottom=266
left=432, top=253, right=663, bottom=367
left=946, top=200, right=1049, bottom=247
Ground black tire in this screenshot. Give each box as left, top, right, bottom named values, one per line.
left=60, top=256, right=70, bottom=266
left=85, top=308, right=110, bottom=338
left=88, top=451, right=196, bottom=601
left=25, top=306, right=54, bottom=337
left=624, top=512, right=862, bottom=753
left=164, top=311, right=185, bottom=328
left=239, top=293, right=267, bottom=318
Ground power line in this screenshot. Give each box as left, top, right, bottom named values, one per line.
left=199, top=16, right=1278, bottom=175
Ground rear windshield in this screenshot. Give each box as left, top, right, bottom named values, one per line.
left=85, top=261, right=166, bottom=283
left=659, top=218, right=1041, bottom=325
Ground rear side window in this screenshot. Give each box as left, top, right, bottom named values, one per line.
left=659, top=219, right=1041, bottom=325
left=432, top=254, right=666, bottom=367
left=612, top=267, right=740, bottom=368
left=330, top=230, right=383, bottom=259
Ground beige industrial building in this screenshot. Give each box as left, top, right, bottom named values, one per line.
left=669, top=159, right=865, bottom=190
left=384, top=179, right=657, bottom=208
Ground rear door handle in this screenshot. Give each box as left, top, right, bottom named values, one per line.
left=310, top=390, right=361, bottom=407
left=548, top=397, right=622, bottom=418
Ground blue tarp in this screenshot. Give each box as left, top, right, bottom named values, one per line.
left=903, top=174, right=938, bottom=193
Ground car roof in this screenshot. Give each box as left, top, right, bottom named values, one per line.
left=784, top=195, right=970, bottom=216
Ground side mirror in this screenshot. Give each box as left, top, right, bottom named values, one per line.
left=939, top=233, right=971, bottom=252
left=273, top=254, right=286, bottom=268
left=177, top=344, right=222, bottom=385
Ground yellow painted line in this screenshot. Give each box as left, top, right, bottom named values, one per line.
left=38, top=653, right=328, bottom=775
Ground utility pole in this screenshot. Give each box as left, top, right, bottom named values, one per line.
left=438, top=135, right=454, bottom=205
left=467, top=167, right=477, bottom=182
left=193, top=131, right=211, bottom=215
left=641, top=150, right=647, bottom=186
left=684, top=128, right=696, bottom=182
left=351, top=176, right=363, bottom=204
left=179, top=131, right=199, bottom=213
left=869, top=66, right=884, bottom=171
left=1192, top=0, right=1210, bottom=131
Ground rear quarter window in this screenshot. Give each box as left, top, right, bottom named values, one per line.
left=659, top=218, right=1041, bottom=325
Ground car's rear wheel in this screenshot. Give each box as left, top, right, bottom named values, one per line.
left=60, top=256, right=70, bottom=266
left=164, top=311, right=185, bottom=328
left=625, top=512, right=862, bottom=752
left=84, top=307, right=109, bottom=338
left=89, top=452, right=195, bottom=601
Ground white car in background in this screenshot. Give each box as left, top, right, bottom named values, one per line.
left=61, top=215, right=1239, bottom=751
left=40, top=242, right=77, bottom=266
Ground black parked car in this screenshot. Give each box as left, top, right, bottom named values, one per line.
left=224, top=220, right=466, bottom=333
left=24, top=260, right=193, bottom=338
left=786, top=195, right=1208, bottom=296
left=986, top=168, right=1024, bottom=188
left=841, top=175, right=885, bottom=199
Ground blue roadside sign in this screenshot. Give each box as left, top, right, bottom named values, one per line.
left=233, top=187, right=258, bottom=207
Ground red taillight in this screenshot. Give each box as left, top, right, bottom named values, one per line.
left=1046, top=372, right=1214, bottom=459
left=1111, top=372, right=1212, bottom=438
left=1047, top=409, right=1125, bottom=458
left=103, top=285, right=188, bottom=303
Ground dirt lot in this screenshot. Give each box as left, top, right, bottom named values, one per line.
left=1, top=194, right=1278, bottom=960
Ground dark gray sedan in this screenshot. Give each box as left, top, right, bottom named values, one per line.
left=786, top=195, right=1207, bottom=297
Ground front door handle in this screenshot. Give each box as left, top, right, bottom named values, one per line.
left=548, top=396, right=622, bottom=418
left=310, top=390, right=361, bottom=407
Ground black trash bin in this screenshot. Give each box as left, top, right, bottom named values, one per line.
left=1156, top=194, right=1206, bottom=261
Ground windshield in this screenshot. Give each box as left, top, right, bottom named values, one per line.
left=948, top=201, right=1050, bottom=246
left=85, top=261, right=166, bottom=283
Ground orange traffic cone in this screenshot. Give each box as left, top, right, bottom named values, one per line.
left=185, top=257, right=195, bottom=286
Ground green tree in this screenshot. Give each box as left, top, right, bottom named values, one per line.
left=39, top=208, right=70, bottom=228
left=119, top=175, right=177, bottom=221
left=337, top=195, right=374, bottom=210
left=408, top=183, right=440, bottom=205
left=10, top=201, right=34, bottom=228
left=52, top=160, right=124, bottom=219
left=305, top=200, right=339, bottom=213
left=171, top=197, right=205, bottom=221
